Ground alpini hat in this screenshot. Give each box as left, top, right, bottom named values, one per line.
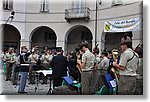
left=80, top=41, right=89, bottom=49
left=120, top=36, right=132, bottom=45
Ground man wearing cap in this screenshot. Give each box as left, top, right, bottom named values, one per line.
left=113, top=36, right=139, bottom=95
left=77, top=41, right=95, bottom=95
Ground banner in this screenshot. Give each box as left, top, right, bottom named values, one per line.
left=104, top=18, right=142, bottom=32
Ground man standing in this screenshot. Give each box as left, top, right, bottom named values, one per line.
left=77, top=41, right=95, bottom=95
left=28, top=47, right=39, bottom=84
left=51, top=49, right=68, bottom=89
left=99, top=51, right=109, bottom=89
left=40, top=49, right=53, bottom=84
left=113, top=36, right=139, bottom=95
left=18, top=46, right=31, bottom=94
left=4, top=47, right=16, bottom=81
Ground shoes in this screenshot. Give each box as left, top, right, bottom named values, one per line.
left=12, top=83, right=17, bottom=85
left=18, top=91, right=27, bottom=94
left=29, top=82, right=35, bottom=84
left=5, top=78, right=11, bottom=81
left=42, top=82, right=47, bottom=85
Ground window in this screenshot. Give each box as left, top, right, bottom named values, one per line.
left=3, top=0, right=13, bottom=10
left=112, top=0, right=122, bottom=6
left=72, top=0, right=85, bottom=14
left=40, top=0, right=49, bottom=12
left=44, top=32, right=56, bottom=41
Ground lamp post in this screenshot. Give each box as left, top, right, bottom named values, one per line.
left=1, top=11, right=15, bottom=32
left=5, top=11, right=15, bottom=24
left=95, top=0, right=102, bottom=47
left=95, top=1, right=98, bottom=47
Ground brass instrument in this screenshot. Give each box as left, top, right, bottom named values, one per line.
left=77, top=64, right=82, bottom=73
left=110, top=49, right=119, bottom=82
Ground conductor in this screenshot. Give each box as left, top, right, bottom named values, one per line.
left=18, top=46, right=32, bottom=94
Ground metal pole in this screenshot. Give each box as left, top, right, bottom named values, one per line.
left=95, top=0, right=98, bottom=47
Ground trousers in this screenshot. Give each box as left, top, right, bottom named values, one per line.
left=18, top=72, right=28, bottom=92
left=118, top=75, right=136, bottom=95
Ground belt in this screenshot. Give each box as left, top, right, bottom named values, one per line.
left=82, top=70, right=92, bottom=72
left=120, top=75, right=136, bottom=77
left=100, top=69, right=106, bottom=71
left=20, top=64, right=30, bottom=66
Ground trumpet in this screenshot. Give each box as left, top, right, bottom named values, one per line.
left=77, top=64, right=82, bottom=73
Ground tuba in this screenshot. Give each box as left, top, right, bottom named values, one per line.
left=110, top=49, right=120, bottom=82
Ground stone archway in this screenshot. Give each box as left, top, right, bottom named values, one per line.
left=102, top=31, right=133, bottom=51
left=65, top=25, right=93, bottom=52
left=1, top=24, right=21, bottom=51
left=30, top=26, right=57, bottom=50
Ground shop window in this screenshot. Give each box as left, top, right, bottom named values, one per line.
left=3, top=0, right=13, bottom=10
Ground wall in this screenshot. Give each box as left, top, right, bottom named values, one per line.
left=0, top=0, right=143, bottom=51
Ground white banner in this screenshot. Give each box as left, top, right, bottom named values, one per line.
left=104, top=18, right=142, bottom=32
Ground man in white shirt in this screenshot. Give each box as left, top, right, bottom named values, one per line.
left=99, top=51, right=109, bottom=88
left=113, top=36, right=139, bottom=95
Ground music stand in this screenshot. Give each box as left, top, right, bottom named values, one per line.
left=31, top=65, right=45, bottom=85
left=35, top=70, right=52, bottom=94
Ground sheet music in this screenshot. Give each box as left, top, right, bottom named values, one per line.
left=110, top=80, right=117, bottom=88
left=36, top=70, right=52, bottom=76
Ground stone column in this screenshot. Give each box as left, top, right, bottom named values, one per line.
left=20, top=39, right=31, bottom=50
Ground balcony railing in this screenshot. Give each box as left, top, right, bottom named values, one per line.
left=65, top=7, right=90, bottom=23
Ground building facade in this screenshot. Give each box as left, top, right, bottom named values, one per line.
left=0, top=0, right=143, bottom=52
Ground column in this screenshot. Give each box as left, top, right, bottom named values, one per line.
left=20, top=39, right=31, bottom=50
left=56, top=40, right=65, bottom=51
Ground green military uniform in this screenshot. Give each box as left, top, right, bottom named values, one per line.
left=4, top=52, right=16, bottom=80
left=118, top=48, right=139, bottom=95
left=28, top=53, right=39, bottom=84
left=81, top=50, right=95, bottom=95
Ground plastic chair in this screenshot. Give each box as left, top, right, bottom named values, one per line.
left=95, top=85, right=109, bottom=95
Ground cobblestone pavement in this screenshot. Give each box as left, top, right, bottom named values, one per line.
left=0, top=69, right=52, bottom=95
left=0, top=64, right=143, bottom=95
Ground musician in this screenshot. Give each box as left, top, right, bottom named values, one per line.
left=68, top=52, right=81, bottom=82
left=98, top=51, right=109, bottom=89
left=12, top=49, right=20, bottom=85
left=28, top=47, right=39, bottom=84
left=76, top=50, right=85, bottom=84
left=4, top=47, right=16, bottom=81
left=40, top=49, right=53, bottom=84
left=113, top=36, right=139, bottom=95
left=92, top=46, right=101, bottom=92
left=18, top=46, right=31, bottom=94
left=77, top=41, right=95, bottom=95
